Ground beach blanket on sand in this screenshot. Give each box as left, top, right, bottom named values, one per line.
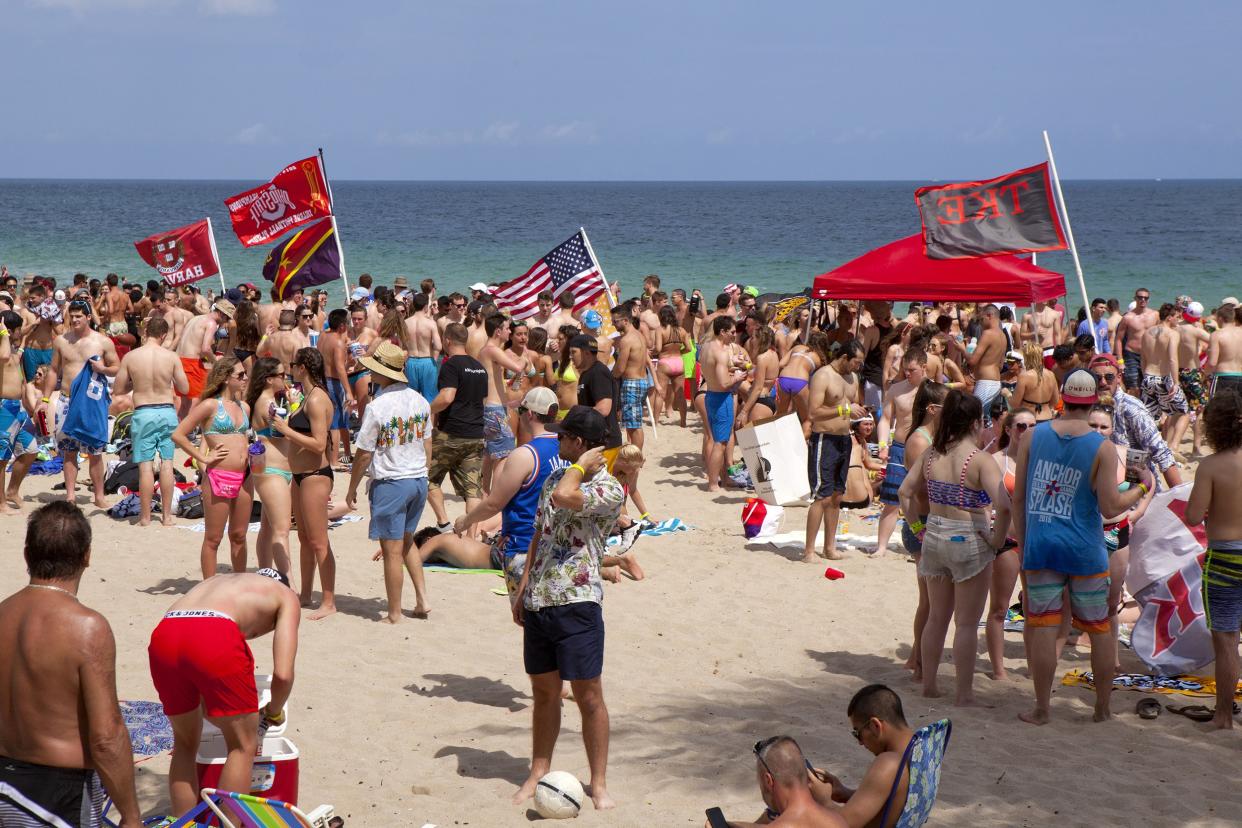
left=121, top=700, right=173, bottom=757
left=178, top=514, right=363, bottom=533
left=605, top=518, right=689, bottom=547
left=1061, top=670, right=1242, bottom=700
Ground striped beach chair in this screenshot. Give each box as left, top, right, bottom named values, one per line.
left=150, top=788, right=314, bottom=827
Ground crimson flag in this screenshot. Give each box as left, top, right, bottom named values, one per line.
left=134, top=219, right=222, bottom=287
left=261, top=219, right=341, bottom=301
left=492, top=230, right=606, bottom=319
left=225, top=156, right=332, bottom=247
left=915, top=162, right=1067, bottom=259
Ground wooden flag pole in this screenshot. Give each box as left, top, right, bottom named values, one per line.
left=580, top=227, right=658, bottom=441
left=1042, top=130, right=1096, bottom=350
left=317, top=148, right=351, bottom=301
left=205, top=216, right=228, bottom=295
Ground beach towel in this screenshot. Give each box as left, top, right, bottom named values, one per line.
left=27, top=455, right=63, bottom=475
left=120, top=700, right=174, bottom=757
left=60, top=359, right=111, bottom=451
left=1061, top=669, right=1242, bottom=700
left=605, top=518, right=689, bottom=547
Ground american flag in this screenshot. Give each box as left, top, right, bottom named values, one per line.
left=493, top=230, right=606, bottom=320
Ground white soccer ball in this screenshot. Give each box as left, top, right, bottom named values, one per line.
left=533, top=770, right=584, bottom=819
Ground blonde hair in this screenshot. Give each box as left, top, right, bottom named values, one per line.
left=1022, top=341, right=1044, bottom=377
left=617, top=444, right=645, bottom=466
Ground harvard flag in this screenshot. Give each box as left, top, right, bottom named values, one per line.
left=493, top=230, right=606, bottom=320
left=134, top=219, right=222, bottom=287
left=262, top=219, right=342, bottom=301
left=915, top=163, right=1067, bottom=259
left=225, top=156, right=332, bottom=247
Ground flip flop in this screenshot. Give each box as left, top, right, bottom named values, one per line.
left=1166, top=704, right=1215, bottom=722
left=1135, top=698, right=1161, bottom=720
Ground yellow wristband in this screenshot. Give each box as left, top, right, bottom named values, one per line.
left=1136, top=482, right=1149, bottom=496
left=569, top=463, right=586, bottom=476
left=0, top=329, right=8, bottom=337
left=40, top=397, right=50, bottom=403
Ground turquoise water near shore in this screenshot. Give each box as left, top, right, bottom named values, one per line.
left=2, top=179, right=1240, bottom=308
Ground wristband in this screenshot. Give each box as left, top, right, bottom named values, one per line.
left=569, top=463, right=586, bottom=476
left=1136, top=482, right=1149, bottom=496
left=639, top=512, right=650, bottom=520
left=908, top=519, right=925, bottom=534
left=0, top=329, right=8, bottom=337
left=40, top=397, right=50, bottom=403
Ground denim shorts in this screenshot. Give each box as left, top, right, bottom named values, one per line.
left=368, top=476, right=428, bottom=541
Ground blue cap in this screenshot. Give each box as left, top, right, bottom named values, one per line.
left=350, top=286, right=370, bottom=301
left=582, top=309, right=603, bottom=329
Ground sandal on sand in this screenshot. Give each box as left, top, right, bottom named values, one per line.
left=1136, top=698, right=1161, bottom=720
left=1166, top=704, right=1215, bottom=722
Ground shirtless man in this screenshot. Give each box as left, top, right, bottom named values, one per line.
left=1208, top=304, right=1242, bottom=399
left=0, top=502, right=143, bottom=828
left=1021, top=300, right=1062, bottom=349
left=479, top=313, right=528, bottom=488
left=318, top=309, right=356, bottom=468
left=874, top=349, right=928, bottom=557
left=0, top=311, right=38, bottom=514
left=94, top=273, right=133, bottom=341
left=701, top=316, right=742, bottom=492
left=611, top=306, right=650, bottom=451
left=805, top=340, right=864, bottom=562
left=40, top=300, right=120, bottom=507
left=543, top=292, right=577, bottom=334
left=966, top=304, right=1006, bottom=423
left=1140, top=303, right=1188, bottom=445
left=404, top=293, right=442, bottom=403
left=113, top=317, right=189, bottom=526
left=438, top=292, right=467, bottom=335
left=466, top=302, right=490, bottom=358
left=148, top=570, right=300, bottom=816
left=144, top=287, right=193, bottom=351
left=1112, top=287, right=1159, bottom=393
left=175, top=299, right=233, bottom=418
left=531, top=290, right=557, bottom=332
left=259, top=309, right=306, bottom=368
left=1176, top=304, right=1211, bottom=455
left=17, top=282, right=59, bottom=383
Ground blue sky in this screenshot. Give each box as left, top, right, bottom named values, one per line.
left=4, top=1, right=1240, bottom=180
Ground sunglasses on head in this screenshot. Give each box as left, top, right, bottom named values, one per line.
left=753, top=738, right=778, bottom=776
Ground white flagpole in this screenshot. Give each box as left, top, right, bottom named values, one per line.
left=317, top=148, right=351, bottom=301
left=1042, top=130, right=1096, bottom=350
left=205, top=216, right=227, bottom=295
left=579, top=227, right=658, bottom=441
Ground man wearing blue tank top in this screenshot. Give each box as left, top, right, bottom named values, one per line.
left=1013, top=369, right=1152, bottom=726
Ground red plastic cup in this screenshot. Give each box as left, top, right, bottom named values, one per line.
left=824, top=567, right=845, bottom=580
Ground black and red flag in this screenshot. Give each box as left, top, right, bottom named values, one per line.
left=915, top=162, right=1067, bottom=259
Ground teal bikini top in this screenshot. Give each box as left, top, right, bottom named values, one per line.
left=206, top=399, right=246, bottom=436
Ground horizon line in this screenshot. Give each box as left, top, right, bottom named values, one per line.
left=2, top=176, right=1237, bottom=184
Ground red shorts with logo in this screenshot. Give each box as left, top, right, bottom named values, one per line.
left=147, top=614, right=257, bottom=718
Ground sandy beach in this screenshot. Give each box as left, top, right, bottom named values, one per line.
left=1, top=421, right=1238, bottom=827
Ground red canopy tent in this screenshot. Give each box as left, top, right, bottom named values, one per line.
left=812, top=234, right=1065, bottom=306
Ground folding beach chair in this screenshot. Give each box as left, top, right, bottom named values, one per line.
left=879, top=718, right=952, bottom=828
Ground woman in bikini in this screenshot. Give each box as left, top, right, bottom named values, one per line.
left=984, top=407, right=1035, bottom=680
left=503, top=320, right=538, bottom=443
left=1009, top=341, right=1060, bottom=421
left=842, top=412, right=885, bottom=513
left=172, top=356, right=254, bottom=580
left=348, top=304, right=378, bottom=422
left=654, top=305, right=689, bottom=427
left=247, top=357, right=293, bottom=577
left=551, top=324, right=580, bottom=418
left=899, top=391, right=1009, bottom=706
left=777, top=330, right=829, bottom=432
left=898, top=380, right=948, bottom=681
left=271, top=347, right=337, bottom=620
left=526, top=327, right=556, bottom=390
left=737, top=326, right=781, bottom=427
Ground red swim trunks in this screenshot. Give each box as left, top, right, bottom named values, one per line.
left=180, top=357, right=207, bottom=399
left=147, top=611, right=257, bottom=718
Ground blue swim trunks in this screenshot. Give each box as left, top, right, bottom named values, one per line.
left=21, top=347, right=52, bottom=384
left=704, top=390, right=734, bottom=444
left=878, top=441, right=906, bottom=506
left=324, top=377, right=350, bottom=430
left=404, top=356, right=439, bottom=404
left=1204, top=541, right=1242, bottom=633
left=0, top=399, right=37, bottom=461
left=483, top=403, right=515, bottom=459
left=130, top=403, right=178, bottom=463
left=619, top=377, right=650, bottom=430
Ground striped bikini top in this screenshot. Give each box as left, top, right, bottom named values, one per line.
left=925, top=448, right=992, bottom=509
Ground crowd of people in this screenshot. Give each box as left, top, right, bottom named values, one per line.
left=2, top=264, right=1241, bottom=826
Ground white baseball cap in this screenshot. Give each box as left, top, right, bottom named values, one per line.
left=1222, top=296, right=1239, bottom=307
left=469, top=282, right=488, bottom=292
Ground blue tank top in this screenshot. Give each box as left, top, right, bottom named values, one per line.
left=1022, top=422, right=1107, bottom=575
left=501, top=433, right=565, bottom=558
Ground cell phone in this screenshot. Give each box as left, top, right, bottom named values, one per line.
left=690, top=295, right=702, bottom=314
left=705, top=806, right=729, bottom=828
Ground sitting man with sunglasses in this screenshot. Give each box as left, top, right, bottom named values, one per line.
left=709, top=736, right=844, bottom=827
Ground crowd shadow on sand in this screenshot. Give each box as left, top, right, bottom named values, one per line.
left=433, top=745, right=529, bottom=785
left=619, top=644, right=1242, bottom=825
left=407, top=674, right=530, bottom=712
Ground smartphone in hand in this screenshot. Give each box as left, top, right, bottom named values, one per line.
left=705, top=806, right=729, bottom=828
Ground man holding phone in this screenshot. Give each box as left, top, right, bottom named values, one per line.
left=706, top=736, right=843, bottom=827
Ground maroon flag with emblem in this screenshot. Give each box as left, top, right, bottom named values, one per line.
left=134, top=219, right=222, bottom=287
left=224, top=156, right=333, bottom=247
left=915, top=162, right=1068, bottom=259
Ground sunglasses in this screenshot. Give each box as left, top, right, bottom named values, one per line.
left=849, top=721, right=870, bottom=743
left=1012, top=422, right=1032, bottom=432
left=300, top=314, right=313, bottom=319
left=233, top=371, right=248, bottom=380
left=753, top=739, right=777, bottom=777
left=1093, top=372, right=1117, bottom=383
left=453, top=303, right=466, bottom=308
left=1136, top=295, right=1150, bottom=301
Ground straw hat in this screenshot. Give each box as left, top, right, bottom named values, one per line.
left=359, top=341, right=409, bottom=383
left=213, top=299, right=236, bottom=318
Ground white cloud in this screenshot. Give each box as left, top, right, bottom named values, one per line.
left=480, top=121, right=520, bottom=144
left=538, top=121, right=598, bottom=144
left=232, top=122, right=278, bottom=145
left=200, top=0, right=275, bottom=15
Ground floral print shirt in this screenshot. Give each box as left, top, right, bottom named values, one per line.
left=523, top=467, right=625, bottom=610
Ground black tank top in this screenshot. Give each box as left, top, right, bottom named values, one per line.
left=860, top=320, right=894, bottom=386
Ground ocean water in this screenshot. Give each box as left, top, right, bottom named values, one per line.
left=1, top=179, right=1240, bottom=309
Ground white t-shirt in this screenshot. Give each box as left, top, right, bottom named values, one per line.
left=354, top=384, right=432, bottom=480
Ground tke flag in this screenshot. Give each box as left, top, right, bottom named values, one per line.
left=262, top=219, right=341, bottom=300
left=915, top=162, right=1067, bottom=259
left=134, top=218, right=222, bottom=287
left=225, top=156, right=332, bottom=247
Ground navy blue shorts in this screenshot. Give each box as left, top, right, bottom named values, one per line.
left=523, top=601, right=604, bottom=681
left=807, top=432, right=850, bottom=500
